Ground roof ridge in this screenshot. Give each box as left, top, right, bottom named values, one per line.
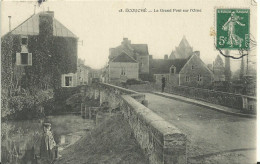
left=111, top=50, right=137, bottom=63
left=2, top=13, right=38, bottom=38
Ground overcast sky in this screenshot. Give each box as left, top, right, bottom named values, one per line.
left=1, top=0, right=257, bottom=71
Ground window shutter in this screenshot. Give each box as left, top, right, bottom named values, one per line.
left=16, top=53, right=21, bottom=65
left=61, top=75, right=65, bottom=87
left=28, top=53, right=32, bottom=66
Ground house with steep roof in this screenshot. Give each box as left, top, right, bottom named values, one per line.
left=150, top=36, right=214, bottom=87
left=109, top=38, right=149, bottom=76
left=150, top=58, right=189, bottom=85
left=108, top=51, right=139, bottom=83
left=1, top=11, right=78, bottom=90
left=151, top=54, right=214, bottom=87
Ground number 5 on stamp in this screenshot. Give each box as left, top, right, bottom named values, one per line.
left=216, top=9, right=250, bottom=50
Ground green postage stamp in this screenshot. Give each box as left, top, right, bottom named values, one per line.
left=216, top=9, right=250, bottom=50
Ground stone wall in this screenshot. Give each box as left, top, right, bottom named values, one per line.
left=121, top=95, right=187, bottom=164
left=82, top=83, right=187, bottom=164
left=165, top=85, right=256, bottom=112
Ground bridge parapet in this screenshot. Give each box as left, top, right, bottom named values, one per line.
left=121, top=95, right=187, bottom=164
left=82, top=83, right=187, bottom=164
left=166, top=85, right=256, bottom=112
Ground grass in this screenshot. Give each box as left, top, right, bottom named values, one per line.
left=55, top=114, right=149, bottom=164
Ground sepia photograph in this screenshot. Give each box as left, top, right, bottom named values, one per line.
left=0, top=0, right=258, bottom=163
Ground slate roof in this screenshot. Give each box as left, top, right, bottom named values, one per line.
left=111, top=52, right=137, bottom=63
left=150, top=58, right=189, bottom=74
left=131, top=44, right=149, bottom=56
left=109, top=39, right=149, bottom=61
left=8, top=11, right=77, bottom=38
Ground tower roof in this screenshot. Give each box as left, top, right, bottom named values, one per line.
left=178, top=35, right=191, bottom=47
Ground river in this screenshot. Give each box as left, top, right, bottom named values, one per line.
left=1, top=114, right=95, bottom=164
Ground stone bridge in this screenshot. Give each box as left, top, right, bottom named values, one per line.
left=80, top=82, right=187, bottom=164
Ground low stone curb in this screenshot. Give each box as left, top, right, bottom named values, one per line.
left=152, top=92, right=256, bottom=119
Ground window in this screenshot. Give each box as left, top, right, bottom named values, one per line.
left=65, top=76, right=73, bottom=87
left=170, top=66, right=176, bottom=74
left=197, top=74, right=202, bottom=81
left=21, top=37, right=28, bottom=45
left=191, top=65, right=194, bottom=70
left=121, top=68, right=126, bottom=75
left=185, top=76, right=190, bottom=82
left=16, top=53, right=32, bottom=66
left=21, top=53, right=28, bottom=65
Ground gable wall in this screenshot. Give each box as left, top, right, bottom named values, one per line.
left=180, top=55, right=213, bottom=87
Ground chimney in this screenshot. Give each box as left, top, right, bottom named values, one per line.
left=8, top=16, right=11, bottom=32
left=164, top=54, right=168, bottom=60
left=39, top=11, right=54, bottom=36
left=121, top=38, right=131, bottom=45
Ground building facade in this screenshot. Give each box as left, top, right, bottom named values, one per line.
left=179, top=54, right=214, bottom=87
left=109, top=38, right=149, bottom=76
left=1, top=11, right=78, bottom=90
left=108, top=52, right=139, bottom=83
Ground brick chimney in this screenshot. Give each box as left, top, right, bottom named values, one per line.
left=39, top=11, right=54, bottom=36
left=121, top=38, right=131, bottom=46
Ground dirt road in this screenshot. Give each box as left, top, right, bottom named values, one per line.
left=145, top=93, right=256, bottom=164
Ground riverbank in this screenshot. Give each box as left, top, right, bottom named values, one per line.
left=55, top=114, right=149, bottom=164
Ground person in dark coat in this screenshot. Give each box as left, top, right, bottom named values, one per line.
left=161, top=76, right=166, bottom=92
left=39, top=123, right=57, bottom=164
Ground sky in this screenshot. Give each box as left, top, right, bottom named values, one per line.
left=1, top=0, right=257, bottom=72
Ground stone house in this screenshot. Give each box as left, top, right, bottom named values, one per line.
left=150, top=57, right=188, bottom=86
left=179, top=54, right=214, bottom=87
left=109, top=38, right=149, bottom=77
left=1, top=11, right=78, bottom=90
left=77, top=59, right=91, bottom=85
left=108, top=52, right=139, bottom=83
left=150, top=54, right=214, bottom=88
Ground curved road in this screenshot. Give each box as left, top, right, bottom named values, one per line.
left=144, top=93, right=256, bottom=164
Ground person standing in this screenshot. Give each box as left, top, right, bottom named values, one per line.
left=39, top=123, right=57, bottom=164
left=161, top=76, right=166, bottom=92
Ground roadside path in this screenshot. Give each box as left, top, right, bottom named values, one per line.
left=144, top=93, right=256, bottom=164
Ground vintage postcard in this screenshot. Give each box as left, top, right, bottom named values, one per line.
left=1, top=0, right=257, bottom=164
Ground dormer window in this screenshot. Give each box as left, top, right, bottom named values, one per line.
left=21, top=36, right=28, bottom=45
left=170, top=65, right=176, bottom=74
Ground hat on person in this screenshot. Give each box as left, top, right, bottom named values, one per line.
left=43, top=123, right=51, bottom=127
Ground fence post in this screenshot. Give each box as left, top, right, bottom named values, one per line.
left=85, top=105, right=87, bottom=119
left=81, top=103, right=83, bottom=117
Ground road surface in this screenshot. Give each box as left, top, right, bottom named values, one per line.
left=145, top=93, right=256, bottom=164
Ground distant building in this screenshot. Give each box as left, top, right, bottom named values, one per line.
left=1, top=11, right=78, bottom=90
left=77, top=59, right=91, bottom=85
left=179, top=54, right=214, bottom=87
left=108, top=52, right=139, bottom=83
left=150, top=36, right=213, bottom=87
left=213, top=55, right=225, bottom=81
left=109, top=38, right=149, bottom=75
left=169, top=36, right=193, bottom=59
left=150, top=58, right=188, bottom=86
